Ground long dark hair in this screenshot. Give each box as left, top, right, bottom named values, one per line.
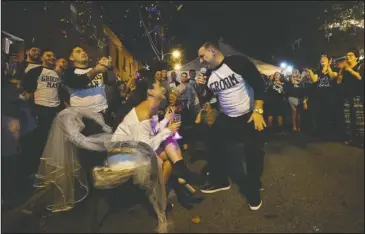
left=124, top=69, right=156, bottom=112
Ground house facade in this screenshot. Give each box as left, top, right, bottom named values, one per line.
left=103, top=25, right=142, bottom=82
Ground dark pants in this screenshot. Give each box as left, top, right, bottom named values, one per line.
left=27, top=104, right=59, bottom=175
left=78, top=117, right=108, bottom=192
left=311, top=94, right=337, bottom=137
left=344, top=96, right=364, bottom=144
left=206, top=112, right=265, bottom=197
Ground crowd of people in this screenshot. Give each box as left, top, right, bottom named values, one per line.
left=262, top=51, right=364, bottom=148
left=1, top=40, right=364, bottom=223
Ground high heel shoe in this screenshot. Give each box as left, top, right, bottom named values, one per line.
left=171, top=177, right=204, bottom=210
left=171, top=162, right=206, bottom=186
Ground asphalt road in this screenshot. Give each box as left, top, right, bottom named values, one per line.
left=9, top=134, right=364, bottom=233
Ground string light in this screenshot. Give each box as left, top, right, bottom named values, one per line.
left=328, top=19, right=364, bottom=30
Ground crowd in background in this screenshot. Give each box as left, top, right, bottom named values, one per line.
left=262, top=50, right=364, bottom=147
left=1, top=43, right=364, bottom=212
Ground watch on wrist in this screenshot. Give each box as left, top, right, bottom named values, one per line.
left=253, top=108, right=264, bottom=114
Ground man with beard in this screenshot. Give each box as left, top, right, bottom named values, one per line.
left=161, top=69, right=170, bottom=93
left=196, top=42, right=266, bottom=210
left=63, top=46, right=117, bottom=125
left=176, top=72, right=201, bottom=121
left=169, top=71, right=180, bottom=92
left=22, top=49, right=62, bottom=173
left=55, top=58, right=70, bottom=109
left=55, top=58, right=69, bottom=78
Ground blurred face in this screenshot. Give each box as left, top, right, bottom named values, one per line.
left=292, top=69, right=299, bottom=77
left=274, top=72, right=281, bottom=82
left=41, top=51, right=56, bottom=68
left=168, top=93, right=177, bottom=104
left=198, top=46, right=217, bottom=69
left=69, top=47, right=88, bottom=65
left=161, top=70, right=168, bottom=80
left=337, top=60, right=347, bottom=69
left=148, top=81, right=166, bottom=100
left=27, top=47, right=40, bottom=61
left=155, top=71, right=162, bottom=81
left=181, top=73, right=188, bottom=83
left=189, top=70, right=196, bottom=78
left=171, top=71, right=177, bottom=81
left=320, top=56, right=329, bottom=66
left=346, top=52, right=357, bottom=64
left=56, top=58, right=68, bottom=70
left=203, top=102, right=211, bottom=112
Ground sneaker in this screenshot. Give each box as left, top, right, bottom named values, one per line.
left=200, top=183, right=231, bottom=194
left=247, top=189, right=262, bottom=211
left=249, top=199, right=262, bottom=211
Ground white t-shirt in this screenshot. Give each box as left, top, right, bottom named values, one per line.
left=112, top=108, right=171, bottom=151
left=23, top=66, right=61, bottom=107
left=65, top=67, right=108, bottom=113
left=206, top=55, right=265, bottom=117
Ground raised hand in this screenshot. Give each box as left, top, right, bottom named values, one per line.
left=167, top=121, right=181, bottom=134
left=98, top=56, right=112, bottom=69
left=165, top=107, right=175, bottom=122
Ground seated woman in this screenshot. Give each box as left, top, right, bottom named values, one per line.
left=195, top=101, right=219, bottom=141
left=165, top=91, right=183, bottom=140
left=112, top=70, right=204, bottom=209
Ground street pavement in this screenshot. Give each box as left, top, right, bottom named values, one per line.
left=8, top=134, right=364, bottom=233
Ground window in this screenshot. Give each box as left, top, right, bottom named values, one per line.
left=129, top=62, right=132, bottom=77
left=115, top=48, right=119, bottom=68
left=123, top=56, right=126, bottom=72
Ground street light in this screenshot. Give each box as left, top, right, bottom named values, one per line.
left=172, top=50, right=181, bottom=58
left=174, top=63, right=181, bottom=70
left=162, top=49, right=181, bottom=60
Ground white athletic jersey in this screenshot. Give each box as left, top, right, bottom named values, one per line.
left=206, top=55, right=265, bottom=117
left=65, top=67, right=108, bottom=113
left=23, top=66, right=61, bottom=107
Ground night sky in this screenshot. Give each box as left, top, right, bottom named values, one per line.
left=2, top=1, right=363, bottom=69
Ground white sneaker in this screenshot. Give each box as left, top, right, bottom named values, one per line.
left=248, top=200, right=262, bottom=211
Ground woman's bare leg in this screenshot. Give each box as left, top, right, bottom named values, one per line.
left=278, top=116, right=284, bottom=132
left=162, top=136, right=203, bottom=185
left=291, top=108, right=297, bottom=131
left=163, top=137, right=183, bottom=164
left=158, top=151, right=172, bottom=184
